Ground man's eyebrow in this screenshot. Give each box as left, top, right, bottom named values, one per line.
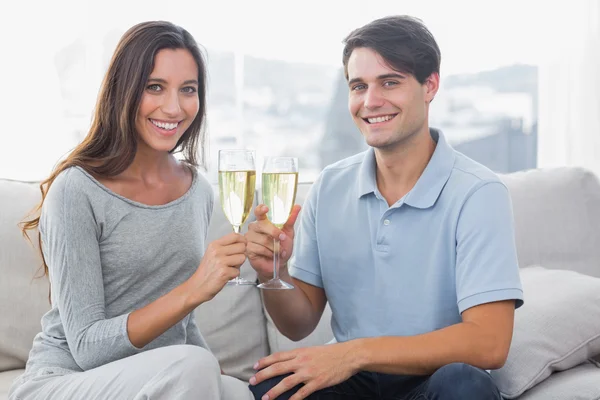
left=348, top=73, right=406, bottom=87
left=377, top=73, right=406, bottom=80
left=348, top=77, right=363, bottom=87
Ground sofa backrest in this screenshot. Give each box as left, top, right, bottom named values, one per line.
left=500, top=167, right=600, bottom=278
left=0, top=180, right=49, bottom=373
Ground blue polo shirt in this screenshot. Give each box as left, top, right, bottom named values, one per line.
left=289, top=129, right=524, bottom=342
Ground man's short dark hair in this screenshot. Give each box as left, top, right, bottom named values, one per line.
left=342, top=15, right=441, bottom=84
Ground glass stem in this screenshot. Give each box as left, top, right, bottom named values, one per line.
left=232, top=225, right=241, bottom=282
left=273, top=238, right=280, bottom=281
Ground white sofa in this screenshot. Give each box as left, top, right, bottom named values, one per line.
left=2, top=166, right=600, bottom=399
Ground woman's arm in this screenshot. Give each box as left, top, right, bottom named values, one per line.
left=127, top=233, right=246, bottom=348
left=43, top=170, right=245, bottom=370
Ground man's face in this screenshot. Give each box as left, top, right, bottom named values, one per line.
left=347, top=47, right=438, bottom=150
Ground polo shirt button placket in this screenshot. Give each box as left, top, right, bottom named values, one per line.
left=375, top=216, right=391, bottom=252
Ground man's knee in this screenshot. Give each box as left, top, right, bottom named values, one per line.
left=249, top=373, right=299, bottom=400
left=427, top=363, right=501, bottom=399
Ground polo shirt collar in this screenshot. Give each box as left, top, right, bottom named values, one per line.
left=356, top=128, right=455, bottom=209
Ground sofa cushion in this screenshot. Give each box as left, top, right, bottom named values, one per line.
left=0, top=179, right=51, bottom=372
left=517, top=361, right=600, bottom=400
left=0, top=369, right=24, bottom=400
left=500, top=167, right=600, bottom=278
left=490, top=266, right=600, bottom=398
left=195, top=187, right=270, bottom=381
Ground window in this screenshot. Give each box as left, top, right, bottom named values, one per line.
left=0, top=0, right=555, bottom=182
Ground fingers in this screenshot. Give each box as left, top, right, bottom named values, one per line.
left=206, top=235, right=247, bottom=260
left=290, top=382, right=320, bottom=400
left=221, top=242, right=247, bottom=257
left=252, top=362, right=290, bottom=387
left=204, top=241, right=247, bottom=268
left=246, top=229, right=275, bottom=252
left=254, top=351, right=293, bottom=372
left=246, top=241, right=272, bottom=258
left=254, top=204, right=269, bottom=221
left=214, top=232, right=247, bottom=246
left=223, top=253, right=247, bottom=268
left=248, top=214, right=283, bottom=242
left=282, top=205, right=302, bottom=233
left=223, top=266, right=240, bottom=281
left=267, top=373, right=305, bottom=400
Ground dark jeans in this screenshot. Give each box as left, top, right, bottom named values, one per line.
left=249, top=363, right=502, bottom=400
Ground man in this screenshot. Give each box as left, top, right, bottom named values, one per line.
left=246, top=15, right=523, bottom=400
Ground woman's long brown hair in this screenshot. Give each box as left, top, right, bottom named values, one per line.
left=20, top=21, right=208, bottom=299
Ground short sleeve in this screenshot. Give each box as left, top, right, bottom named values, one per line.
left=455, top=181, right=524, bottom=313
left=288, top=178, right=324, bottom=288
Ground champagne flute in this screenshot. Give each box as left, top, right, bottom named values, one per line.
left=258, top=156, right=298, bottom=290
left=218, top=149, right=257, bottom=286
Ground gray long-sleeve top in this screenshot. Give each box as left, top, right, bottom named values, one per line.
left=24, top=166, right=214, bottom=375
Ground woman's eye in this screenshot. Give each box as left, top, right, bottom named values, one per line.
left=147, top=84, right=162, bottom=92
left=181, top=86, right=197, bottom=94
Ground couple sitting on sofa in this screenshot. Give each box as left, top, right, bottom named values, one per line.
left=8, top=15, right=523, bottom=400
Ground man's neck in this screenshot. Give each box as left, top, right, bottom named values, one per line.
left=374, top=128, right=436, bottom=206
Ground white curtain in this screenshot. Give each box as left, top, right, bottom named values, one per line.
left=538, top=0, right=600, bottom=174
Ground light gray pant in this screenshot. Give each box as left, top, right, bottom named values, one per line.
left=9, top=345, right=253, bottom=400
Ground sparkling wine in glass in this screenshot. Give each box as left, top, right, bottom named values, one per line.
left=218, top=149, right=256, bottom=286
left=258, top=156, right=298, bottom=290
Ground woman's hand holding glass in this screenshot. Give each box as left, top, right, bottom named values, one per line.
left=218, top=149, right=257, bottom=286
left=187, top=233, right=248, bottom=305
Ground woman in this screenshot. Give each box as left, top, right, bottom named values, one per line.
left=10, top=21, right=252, bottom=399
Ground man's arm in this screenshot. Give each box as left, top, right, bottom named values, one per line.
left=246, top=204, right=327, bottom=340
left=250, top=300, right=515, bottom=400
left=247, top=177, right=328, bottom=341
left=347, top=300, right=515, bottom=375
left=259, top=266, right=327, bottom=341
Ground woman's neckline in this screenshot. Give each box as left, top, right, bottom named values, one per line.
left=73, top=164, right=198, bottom=209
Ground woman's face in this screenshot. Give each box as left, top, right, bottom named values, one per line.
left=135, top=48, right=200, bottom=153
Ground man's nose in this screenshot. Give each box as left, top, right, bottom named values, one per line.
left=363, top=87, right=385, bottom=109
